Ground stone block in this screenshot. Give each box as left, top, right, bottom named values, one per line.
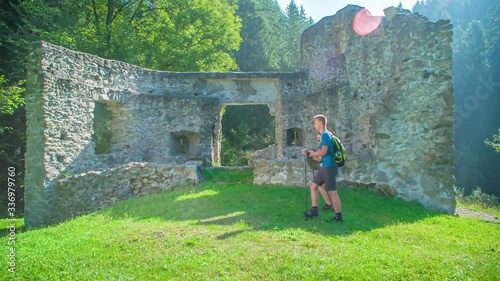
left=420, top=176, right=438, bottom=190
left=270, top=173, right=286, bottom=185
left=374, top=170, right=389, bottom=183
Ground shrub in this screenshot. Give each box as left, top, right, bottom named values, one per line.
left=454, top=186, right=499, bottom=207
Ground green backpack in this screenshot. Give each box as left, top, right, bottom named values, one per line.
left=327, top=131, right=346, bottom=167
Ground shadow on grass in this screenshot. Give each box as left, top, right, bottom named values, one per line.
left=215, top=229, right=246, bottom=240
left=107, top=181, right=445, bottom=236
left=0, top=218, right=25, bottom=238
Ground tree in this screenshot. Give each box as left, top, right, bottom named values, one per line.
left=233, top=0, right=313, bottom=72
left=0, top=74, right=26, bottom=217
left=485, top=129, right=500, bottom=153
left=0, top=75, right=24, bottom=117
left=15, top=0, right=242, bottom=71
left=0, top=74, right=25, bottom=162
left=0, top=0, right=28, bottom=218
left=234, top=0, right=286, bottom=71
left=282, top=0, right=313, bottom=71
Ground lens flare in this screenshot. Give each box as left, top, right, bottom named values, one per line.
left=352, top=8, right=383, bottom=36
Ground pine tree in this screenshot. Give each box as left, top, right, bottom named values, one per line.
left=281, top=0, right=313, bottom=71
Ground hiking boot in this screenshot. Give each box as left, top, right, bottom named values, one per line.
left=326, top=215, right=344, bottom=223
left=322, top=204, right=332, bottom=210
left=304, top=208, right=318, bottom=218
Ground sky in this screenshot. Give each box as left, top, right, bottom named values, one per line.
left=276, top=0, right=419, bottom=21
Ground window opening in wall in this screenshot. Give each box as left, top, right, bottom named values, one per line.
left=173, top=135, right=190, bottom=155
left=286, top=128, right=304, bottom=146
left=171, top=131, right=200, bottom=156
left=92, top=101, right=113, bottom=154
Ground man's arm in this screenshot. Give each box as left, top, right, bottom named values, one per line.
left=309, top=145, right=328, bottom=157
left=310, top=133, right=331, bottom=157
left=303, top=148, right=322, bottom=160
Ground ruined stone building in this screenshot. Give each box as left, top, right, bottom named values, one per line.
left=24, top=6, right=456, bottom=227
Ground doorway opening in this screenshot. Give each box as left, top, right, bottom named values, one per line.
left=220, top=104, right=275, bottom=166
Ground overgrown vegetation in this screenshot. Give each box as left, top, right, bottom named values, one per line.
left=454, top=185, right=500, bottom=218
left=454, top=186, right=500, bottom=207
left=1, top=178, right=499, bottom=280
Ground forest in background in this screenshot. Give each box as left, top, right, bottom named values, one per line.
left=0, top=0, right=499, bottom=217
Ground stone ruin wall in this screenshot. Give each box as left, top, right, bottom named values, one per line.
left=25, top=45, right=220, bottom=226
left=24, top=41, right=293, bottom=226
left=252, top=6, right=455, bottom=213
left=24, top=5, right=455, bottom=227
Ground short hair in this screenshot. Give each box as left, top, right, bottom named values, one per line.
left=314, top=114, right=327, bottom=127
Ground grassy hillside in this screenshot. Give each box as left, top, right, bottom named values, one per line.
left=1, top=170, right=499, bottom=280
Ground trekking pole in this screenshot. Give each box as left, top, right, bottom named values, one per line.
left=304, top=154, right=308, bottom=221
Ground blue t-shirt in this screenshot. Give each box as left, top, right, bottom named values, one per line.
left=320, top=131, right=336, bottom=168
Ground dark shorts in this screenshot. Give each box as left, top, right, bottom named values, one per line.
left=312, top=166, right=339, bottom=191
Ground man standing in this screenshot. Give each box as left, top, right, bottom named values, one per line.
left=312, top=133, right=333, bottom=211
left=302, top=115, right=343, bottom=222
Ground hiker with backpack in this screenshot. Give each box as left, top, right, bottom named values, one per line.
left=301, top=114, right=343, bottom=223
left=312, top=132, right=334, bottom=211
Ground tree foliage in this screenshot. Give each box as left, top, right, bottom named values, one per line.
left=0, top=0, right=28, bottom=218
left=234, top=0, right=284, bottom=71
left=485, top=128, right=500, bottom=153
left=413, top=0, right=497, bottom=73
left=14, top=0, right=242, bottom=71
left=282, top=0, right=313, bottom=71
left=234, top=0, right=313, bottom=71
left=0, top=75, right=25, bottom=117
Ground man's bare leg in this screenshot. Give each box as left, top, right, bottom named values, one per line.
left=318, top=185, right=331, bottom=206
left=304, top=182, right=320, bottom=217
left=309, top=182, right=319, bottom=207
left=328, top=190, right=341, bottom=213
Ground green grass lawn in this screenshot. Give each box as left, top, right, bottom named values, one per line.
left=1, top=170, right=499, bottom=280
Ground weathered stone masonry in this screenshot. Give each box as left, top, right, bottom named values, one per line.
left=25, top=5, right=456, bottom=227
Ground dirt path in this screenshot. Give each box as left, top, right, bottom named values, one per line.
left=455, top=207, right=500, bottom=224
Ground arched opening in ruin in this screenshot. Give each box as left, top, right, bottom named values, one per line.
left=220, top=104, right=275, bottom=166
